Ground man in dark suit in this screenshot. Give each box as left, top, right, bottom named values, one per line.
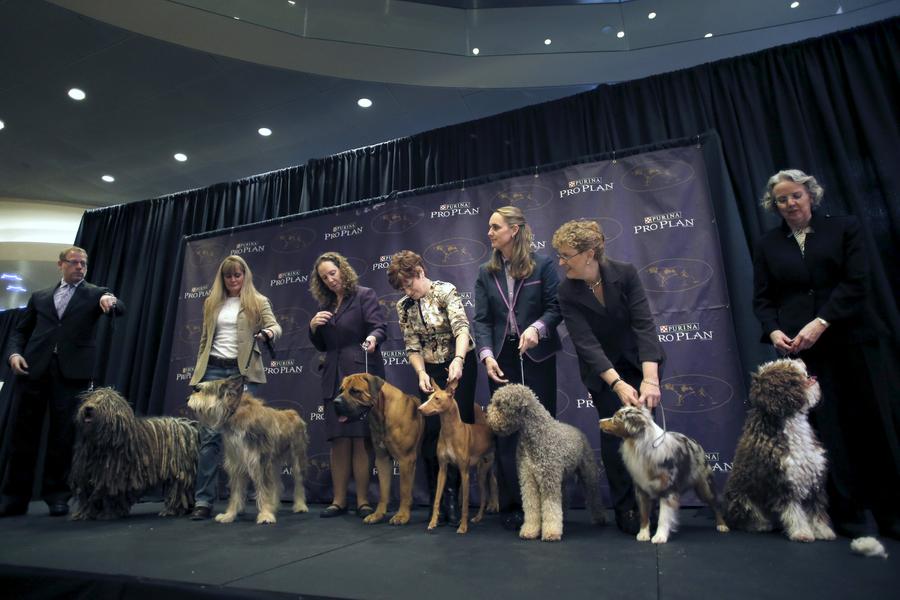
left=0, top=246, right=124, bottom=517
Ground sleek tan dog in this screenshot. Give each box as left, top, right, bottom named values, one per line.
left=334, top=374, right=425, bottom=525
left=418, top=378, right=499, bottom=533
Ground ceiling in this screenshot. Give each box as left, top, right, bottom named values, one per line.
left=0, top=0, right=896, bottom=210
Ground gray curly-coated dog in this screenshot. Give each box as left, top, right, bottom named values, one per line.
left=486, top=384, right=606, bottom=541
left=69, top=387, right=199, bottom=520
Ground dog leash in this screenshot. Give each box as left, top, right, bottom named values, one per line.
left=361, top=340, right=370, bottom=374
left=651, top=400, right=668, bottom=448
left=519, top=353, right=525, bottom=385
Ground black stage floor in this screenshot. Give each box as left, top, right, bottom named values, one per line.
left=1, top=501, right=897, bottom=599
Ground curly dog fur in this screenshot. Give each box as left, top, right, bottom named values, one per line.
left=724, top=358, right=835, bottom=542
left=188, top=376, right=309, bottom=524
left=69, top=387, right=199, bottom=520
left=486, top=384, right=605, bottom=541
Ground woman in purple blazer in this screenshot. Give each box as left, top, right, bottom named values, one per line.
left=309, top=252, right=387, bottom=519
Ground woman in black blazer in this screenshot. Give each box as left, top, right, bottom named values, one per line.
left=309, top=252, right=387, bottom=519
left=474, top=206, right=562, bottom=529
left=753, top=169, right=899, bottom=539
left=552, top=219, right=664, bottom=535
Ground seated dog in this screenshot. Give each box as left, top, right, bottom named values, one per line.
left=70, top=387, right=199, bottom=520
left=418, top=378, right=499, bottom=533
left=334, top=374, right=424, bottom=525
left=188, top=376, right=309, bottom=524
left=486, top=384, right=605, bottom=542
left=724, top=358, right=835, bottom=542
left=600, top=406, right=729, bottom=543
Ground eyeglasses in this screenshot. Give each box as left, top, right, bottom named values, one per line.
left=62, top=259, right=87, bottom=267
left=556, top=248, right=589, bottom=263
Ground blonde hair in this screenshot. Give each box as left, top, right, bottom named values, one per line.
left=202, top=255, right=266, bottom=336
left=551, top=219, right=605, bottom=263
left=309, top=252, right=359, bottom=309
left=487, top=206, right=535, bottom=279
left=761, top=169, right=824, bottom=213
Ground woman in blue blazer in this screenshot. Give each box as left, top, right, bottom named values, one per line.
left=474, top=205, right=562, bottom=529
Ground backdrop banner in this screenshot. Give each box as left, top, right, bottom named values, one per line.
left=163, top=140, right=746, bottom=507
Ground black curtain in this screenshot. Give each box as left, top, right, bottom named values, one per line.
left=1, top=17, right=897, bottom=442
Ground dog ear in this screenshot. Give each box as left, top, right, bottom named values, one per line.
left=429, top=377, right=440, bottom=392
left=750, top=361, right=804, bottom=418
left=367, top=375, right=384, bottom=404
left=220, top=375, right=245, bottom=404
left=444, top=378, right=458, bottom=397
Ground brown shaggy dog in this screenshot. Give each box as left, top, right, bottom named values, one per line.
left=188, top=376, right=309, bottom=524
left=70, top=387, right=199, bottom=520
left=724, top=359, right=834, bottom=542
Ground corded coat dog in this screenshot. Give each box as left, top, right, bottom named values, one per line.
left=486, top=384, right=605, bottom=541
left=724, top=358, right=835, bottom=542
left=188, top=376, right=309, bottom=524
left=600, top=406, right=729, bottom=543
left=69, top=387, right=199, bottom=520
left=418, top=378, right=499, bottom=533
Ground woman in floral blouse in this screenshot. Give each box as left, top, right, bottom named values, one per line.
left=387, top=250, right=476, bottom=527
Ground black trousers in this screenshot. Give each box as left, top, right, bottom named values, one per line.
left=488, top=339, right=557, bottom=512
left=591, top=364, right=642, bottom=513
left=1, top=356, right=88, bottom=505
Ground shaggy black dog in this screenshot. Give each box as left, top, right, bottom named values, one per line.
left=69, top=388, right=199, bottom=520
left=724, top=359, right=835, bottom=542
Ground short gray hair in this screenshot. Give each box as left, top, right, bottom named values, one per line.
left=760, top=169, right=824, bottom=213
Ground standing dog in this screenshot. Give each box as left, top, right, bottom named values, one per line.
left=70, top=387, right=199, bottom=520
left=724, top=358, right=835, bottom=542
left=334, top=374, right=424, bottom=525
left=600, top=406, right=729, bottom=543
left=188, top=376, right=309, bottom=524
left=418, top=378, right=499, bottom=533
left=486, top=384, right=605, bottom=542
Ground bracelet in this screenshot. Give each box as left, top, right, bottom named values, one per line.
left=452, top=355, right=465, bottom=363
left=642, top=380, right=659, bottom=387
left=610, top=377, right=624, bottom=390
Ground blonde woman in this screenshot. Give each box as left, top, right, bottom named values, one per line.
left=188, top=255, right=281, bottom=520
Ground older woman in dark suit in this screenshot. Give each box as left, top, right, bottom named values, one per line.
left=474, top=205, right=561, bottom=530
left=309, top=252, right=387, bottom=519
left=753, top=169, right=899, bottom=538
left=552, top=219, right=664, bottom=535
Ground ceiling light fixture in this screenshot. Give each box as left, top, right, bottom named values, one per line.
left=544, top=38, right=551, bottom=46
left=617, top=31, right=625, bottom=39
left=648, top=12, right=657, bottom=19
left=68, top=88, right=86, bottom=101
left=101, top=175, right=115, bottom=183
left=0, top=120, right=5, bottom=130
left=258, top=127, right=272, bottom=136
left=790, top=2, right=800, bottom=7
left=288, top=1, right=296, bottom=4
left=704, top=32, right=714, bottom=38
left=357, top=98, right=373, bottom=108
left=174, top=153, right=188, bottom=162
left=472, top=47, right=480, bottom=55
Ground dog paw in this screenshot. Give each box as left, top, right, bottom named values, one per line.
left=636, top=529, right=651, bottom=542
left=215, top=513, right=236, bottom=523
left=541, top=531, right=562, bottom=542
left=456, top=525, right=469, bottom=535
left=717, top=524, right=730, bottom=533
left=292, top=502, right=309, bottom=513
left=651, top=533, right=669, bottom=544
left=256, top=513, right=277, bottom=524
left=519, top=526, right=540, bottom=540
left=787, top=531, right=814, bottom=543
left=363, top=513, right=385, bottom=524
left=814, top=527, right=836, bottom=541
left=389, top=512, right=410, bottom=526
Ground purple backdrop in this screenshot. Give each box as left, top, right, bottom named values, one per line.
left=163, top=142, right=745, bottom=507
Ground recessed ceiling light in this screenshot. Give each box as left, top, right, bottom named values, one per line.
left=0, top=120, right=5, bottom=131
left=288, top=1, right=296, bottom=4
left=704, top=32, right=714, bottom=38
left=233, top=16, right=240, bottom=20
left=648, top=12, right=657, bottom=19
left=174, top=153, right=188, bottom=162
left=68, top=88, right=86, bottom=101
left=544, top=38, right=552, bottom=46
left=258, top=127, right=272, bottom=136
left=357, top=98, right=373, bottom=108
left=472, top=47, right=480, bottom=55
left=790, top=1, right=800, bottom=7
left=617, top=31, right=625, bottom=39
left=101, top=175, right=115, bottom=183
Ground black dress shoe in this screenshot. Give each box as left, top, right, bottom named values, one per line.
left=0, top=503, right=28, bottom=518
left=615, top=509, right=640, bottom=535
left=190, top=506, right=212, bottom=520
left=48, top=502, right=69, bottom=517
left=501, top=510, right=524, bottom=531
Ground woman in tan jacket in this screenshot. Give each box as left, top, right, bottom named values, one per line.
left=188, top=255, right=281, bottom=520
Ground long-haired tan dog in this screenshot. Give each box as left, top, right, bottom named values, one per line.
left=418, top=378, right=499, bottom=533
left=70, top=387, right=199, bottom=520
left=188, top=376, right=308, bottom=524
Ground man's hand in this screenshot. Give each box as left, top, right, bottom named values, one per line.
left=99, top=294, right=118, bottom=313
left=9, top=354, right=29, bottom=376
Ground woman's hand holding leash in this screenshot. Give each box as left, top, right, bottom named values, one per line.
left=517, top=326, right=539, bottom=354
left=361, top=336, right=377, bottom=353
left=769, top=329, right=793, bottom=355
left=639, top=380, right=661, bottom=408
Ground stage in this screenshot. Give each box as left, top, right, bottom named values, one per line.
left=0, top=501, right=897, bottom=599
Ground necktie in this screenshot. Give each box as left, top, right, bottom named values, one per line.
left=55, top=284, right=74, bottom=318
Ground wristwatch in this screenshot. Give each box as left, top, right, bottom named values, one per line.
left=816, top=317, right=830, bottom=327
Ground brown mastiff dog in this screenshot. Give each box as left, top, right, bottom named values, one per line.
left=334, top=374, right=424, bottom=525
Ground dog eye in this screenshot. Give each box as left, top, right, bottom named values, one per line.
left=192, top=385, right=201, bottom=393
